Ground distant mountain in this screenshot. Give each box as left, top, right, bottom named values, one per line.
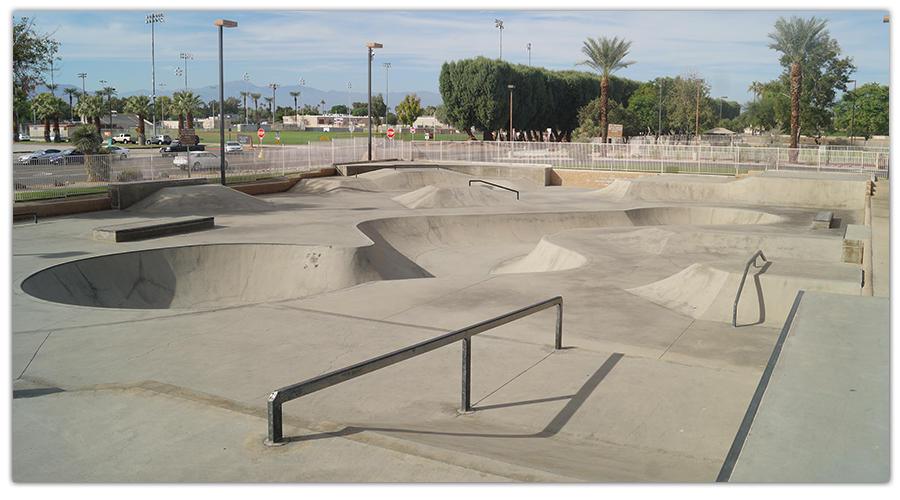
left=34, top=82, right=443, bottom=111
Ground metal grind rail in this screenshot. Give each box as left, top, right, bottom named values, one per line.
left=733, top=250, right=768, bottom=327
left=468, top=179, right=520, bottom=200
left=265, top=296, right=563, bottom=445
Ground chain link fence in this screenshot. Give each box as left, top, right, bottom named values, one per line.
left=14, top=140, right=889, bottom=202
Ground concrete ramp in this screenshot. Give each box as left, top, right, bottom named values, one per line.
left=491, top=236, right=588, bottom=274
left=592, top=172, right=870, bottom=210
left=626, top=260, right=862, bottom=326
left=126, top=185, right=273, bottom=213
left=391, top=185, right=521, bottom=209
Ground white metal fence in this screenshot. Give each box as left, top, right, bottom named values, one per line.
left=13, top=140, right=889, bottom=202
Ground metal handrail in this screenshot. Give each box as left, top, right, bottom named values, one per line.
left=265, top=296, right=563, bottom=445
left=468, top=179, right=519, bottom=200
left=733, top=250, right=768, bottom=327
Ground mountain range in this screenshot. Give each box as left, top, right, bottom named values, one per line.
left=36, top=81, right=444, bottom=112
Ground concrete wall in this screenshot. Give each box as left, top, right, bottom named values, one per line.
left=550, top=169, right=659, bottom=188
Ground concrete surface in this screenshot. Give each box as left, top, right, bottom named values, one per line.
left=9, top=165, right=889, bottom=483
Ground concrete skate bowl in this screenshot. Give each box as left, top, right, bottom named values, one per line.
left=293, top=167, right=532, bottom=196
left=20, top=243, right=429, bottom=310
left=21, top=206, right=785, bottom=310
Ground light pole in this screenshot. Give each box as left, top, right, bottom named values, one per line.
left=215, top=19, right=238, bottom=186
left=367, top=43, right=383, bottom=161
left=382, top=63, right=390, bottom=127
left=180, top=53, right=193, bottom=90
left=146, top=13, right=163, bottom=136
left=158, top=83, right=166, bottom=128
left=658, top=79, right=664, bottom=138
left=269, top=83, right=279, bottom=123
left=175, top=67, right=182, bottom=91
left=695, top=78, right=703, bottom=147
left=526, top=43, right=531, bottom=65
left=719, top=96, right=727, bottom=123
left=347, top=81, right=352, bottom=129
left=848, top=79, right=857, bottom=147
left=243, top=73, right=249, bottom=124
left=508, top=85, right=515, bottom=141
left=299, top=78, right=305, bottom=129
left=494, top=19, right=504, bottom=59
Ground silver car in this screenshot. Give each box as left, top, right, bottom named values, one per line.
left=224, top=141, right=243, bottom=153
left=173, top=152, right=229, bottom=171
left=106, top=145, right=130, bottom=160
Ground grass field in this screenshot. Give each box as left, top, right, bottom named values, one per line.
left=196, top=129, right=470, bottom=146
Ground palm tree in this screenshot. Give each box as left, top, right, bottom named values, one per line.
left=250, top=92, right=262, bottom=123
left=747, top=80, right=763, bottom=103
left=290, top=91, right=301, bottom=125
left=75, top=94, right=104, bottom=132
left=124, top=94, right=151, bottom=144
left=32, top=93, right=64, bottom=142
left=576, top=36, right=636, bottom=144
left=264, top=96, right=274, bottom=122
left=172, top=90, right=202, bottom=138
left=239, top=91, right=250, bottom=124
left=766, top=15, right=829, bottom=156
left=70, top=124, right=109, bottom=182
left=63, top=87, right=79, bottom=121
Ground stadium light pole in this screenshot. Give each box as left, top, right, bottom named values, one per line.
left=269, top=83, right=280, bottom=123
left=146, top=13, right=163, bottom=137
left=180, top=53, right=193, bottom=90
left=494, top=19, right=503, bottom=59
left=382, top=62, right=390, bottom=127
left=848, top=80, right=857, bottom=147
left=367, top=43, right=383, bottom=161
left=508, top=85, right=515, bottom=141
left=215, top=19, right=238, bottom=186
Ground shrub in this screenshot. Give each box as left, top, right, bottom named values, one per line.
left=117, top=169, right=144, bottom=182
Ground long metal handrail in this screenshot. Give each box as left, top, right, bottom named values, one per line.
left=266, top=296, right=563, bottom=445
left=733, top=250, right=768, bottom=327
left=468, top=179, right=520, bottom=200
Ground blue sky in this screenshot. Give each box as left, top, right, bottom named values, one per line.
left=10, top=1, right=892, bottom=111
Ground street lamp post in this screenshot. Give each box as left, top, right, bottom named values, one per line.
left=180, top=53, right=193, bottom=90
left=215, top=19, right=238, bottom=186
left=719, top=96, right=728, bottom=123
left=494, top=19, right=504, bottom=59
left=175, top=67, right=182, bottom=91
left=367, top=43, right=383, bottom=161
left=158, top=83, right=166, bottom=128
left=347, top=82, right=352, bottom=133
left=848, top=79, right=857, bottom=147
left=243, top=73, right=250, bottom=124
left=299, top=78, right=305, bottom=121
left=526, top=43, right=531, bottom=65
left=695, top=79, right=703, bottom=147
left=382, top=63, right=390, bottom=127
left=508, top=85, right=515, bottom=141
left=146, top=13, right=163, bottom=137
left=268, top=83, right=279, bottom=123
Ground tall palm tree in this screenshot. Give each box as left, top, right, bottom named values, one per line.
left=251, top=92, right=262, bottom=123
left=75, top=94, right=104, bottom=132
left=172, top=90, right=202, bottom=138
left=576, top=36, right=636, bottom=144
left=290, top=91, right=301, bottom=125
left=264, top=96, right=274, bottom=122
left=766, top=15, right=829, bottom=155
left=63, top=87, right=79, bottom=121
left=124, top=95, right=151, bottom=145
left=32, top=93, right=64, bottom=142
left=239, top=91, right=250, bottom=124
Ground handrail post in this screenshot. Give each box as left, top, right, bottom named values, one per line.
left=461, top=337, right=473, bottom=413
left=733, top=251, right=767, bottom=328
left=555, top=301, right=563, bottom=350
left=266, top=391, right=284, bottom=445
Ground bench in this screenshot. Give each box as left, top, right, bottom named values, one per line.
left=93, top=216, right=214, bottom=243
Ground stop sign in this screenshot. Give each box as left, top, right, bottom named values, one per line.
left=387, top=128, right=395, bottom=139
left=410, top=127, right=416, bottom=134
left=257, top=128, right=265, bottom=139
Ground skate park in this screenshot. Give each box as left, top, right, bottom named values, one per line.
left=10, top=162, right=889, bottom=482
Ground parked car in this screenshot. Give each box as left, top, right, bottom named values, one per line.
left=18, top=148, right=63, bottom=164
left=18, top=133, right=31, bottom=141
left=48, top=148, right=86, bottom=165
left=112, top=133, right=137, bottom=144
left=49, top=133, right=68, bottom=143
left=147, top=134, right=172, bottom=145
left=161, top=138, right=205, bottom=157
left=106, top=145, right=130, bottom=160
left=224, top=141, right=243, bottom=153
left=173, top=152, right=229, bottom=171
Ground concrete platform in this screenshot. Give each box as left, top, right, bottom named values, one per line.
left=8, top=166, right=890, bottom=484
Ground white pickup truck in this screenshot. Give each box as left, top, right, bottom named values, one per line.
left=112, top=133, right=137, bottom=144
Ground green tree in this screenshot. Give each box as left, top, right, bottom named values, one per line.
left=75, top=94, right=104, bottom=132
left=250, top=93, right=262, bottom=123
left=63, top=87, right=79, bottom=121
left=767, top=15, right=829, bottom=154
left=172, top=90, right=202, bottom=136
left=124, top=95, right=151, bottom=144
left=32, top=93, right=65, bottom=142
left=834, top=83, right=889, bottom=140
left=396, top=94, right=424, bottom=133
left=664, top=71, right=714, bottom=136
left=575, top=36, right=636, bottom=143
left=13, top=16, right=60, bottom=138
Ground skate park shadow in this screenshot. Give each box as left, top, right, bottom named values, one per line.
left=286, top=352, right=624, bottom=443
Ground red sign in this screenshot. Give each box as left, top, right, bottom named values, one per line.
left=387, top=128, right=395, bottom=139
left=257, top=128, right=265, bottom=139
left=410, top=127, right=416, bottom=134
